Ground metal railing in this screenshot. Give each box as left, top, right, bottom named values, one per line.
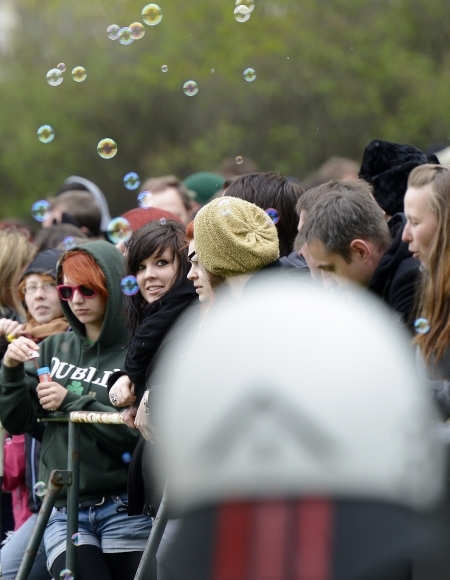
left=9, top=412, right=167, bottom=580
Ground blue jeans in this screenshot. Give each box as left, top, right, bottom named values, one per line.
left=44, top=494, right=152, bottom=569
left=0, top=514, right=50, bottom=580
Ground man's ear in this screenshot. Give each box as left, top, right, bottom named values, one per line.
left=349, top=239, right=372, bottom=260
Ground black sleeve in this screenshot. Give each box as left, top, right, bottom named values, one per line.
left=388, top=258, right=420, bottom=329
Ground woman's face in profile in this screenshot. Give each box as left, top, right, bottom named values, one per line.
left=403, top=184, right=438, bottom=268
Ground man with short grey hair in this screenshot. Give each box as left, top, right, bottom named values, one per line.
left=297, top=180, right=420, bottom=326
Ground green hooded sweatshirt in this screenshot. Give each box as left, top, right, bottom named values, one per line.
left=0, top=241, right=138, bottom=506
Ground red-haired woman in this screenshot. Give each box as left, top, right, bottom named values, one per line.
left=0, top=241, right=152, bottom=580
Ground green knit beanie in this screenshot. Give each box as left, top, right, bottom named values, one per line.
left=194, top=197, right=280, bottom=277
left=183, top=172, right=225, bottom=205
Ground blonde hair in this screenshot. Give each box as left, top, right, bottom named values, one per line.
left=0, top=231, right=36, bottom=317
left=407, top=164, right=450, bottom=363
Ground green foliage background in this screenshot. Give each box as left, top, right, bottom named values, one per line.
left=0, top=0, right=449, bottom=222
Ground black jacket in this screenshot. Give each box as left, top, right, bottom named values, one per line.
left=110, top=278, right=197, bottom=515
left=367, top=213, right=420, bottom=328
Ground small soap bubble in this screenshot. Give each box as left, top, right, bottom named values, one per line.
left=62, top=236, right=76, bottom=250
left=137, top=191, right=154, bottom=209
left=183, top=80, right=199, bottom=97
left=161, top=65, right=168, bottom=72
left=97, top=138, right=118, bottom=159
left=107, top=217, right=132, bottom=244
left=234, top=5, right=251, bottom=22
left=57, top=63, right=66, bottom=73
left=220, top=208, right=232, bottom=216
left=121, top=276, right=140, bottom=296
left=107, top=24, right=121, bottom=40
left=235, top=0, right=255, bottom=12
left=130, top=22, right=145, bottom=39
left=60, top=341, right=70, bottom=353
left=72, top=66, right=87, bottom=82
left=265, top=208, right=280, bottom=225
left=235, top=156, right=243, bottom=164
left=118, top=27, right=134, bottom=45
left=60, top=570, right=74, bottom=580
left=46, top=68, right=63, bottom=86
left=159, top=218, right=167, bottom=225
left=71, top=533, right=84, bottom=546
left=243, top=67, right=256, bottom=82
left=34, top=481, right=48, bottom=497
left=211, top=68, right=215, bottom=73
left=32, top=200, right=50, bottom=222
left=414, top=318, right=430, bottom=335
left=124, top=172, right=140, bottom=190
left=37, top=125, right=55, bottom=144
left=5, top=437, right=12, bottom=445
left=122, top=452, right=132, bottom=463
left=142, top=4, right=163, bottom=26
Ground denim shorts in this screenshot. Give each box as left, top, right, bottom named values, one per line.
left=44, top=494, right=152, bottom=569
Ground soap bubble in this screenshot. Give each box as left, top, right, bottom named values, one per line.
left=124, top=172, right=140, bottom=190
left=60, top=570, right=74, bottom=580
left=97, top=138, right=118, bottom=159
left=414, top=318, right=430, bottom=335
left=34, top=481, right=48, bottom=497
left=57, top=63, right=66, bottom=73
left=211, top=68, right=215, bottom=73
left=137, top=191, right=154, bottom=209
left=142, top=4, right=163, bottom=26
left=71, top=533, right=84, bottom=546
left=32, top=200, right=50, bottom=222
left=159, top=218, right=167, bottom=225
left=122, top=452, right=132, bottom=463
left=130, top=22, right=145, bottom=39
left=107, top=217, right=132, bottom=244
left=234, top=5, right=251, bottom=22
left=265, top=208, right=280, bottom=225
left=46, top=68, right=63, bottom=86
left=121, top=276, right=140, bottom=296
left=72, top=66, right=87, bottom=82
left=183, top=80, right=198, bottom=97
left=107, top=24, right=121, bottom=40
left=243, top=68, right=256, bottom=82
left=235, top=156, right=243, bottom=164
left=161, top=65, right=168, bottom=72
left=60, top=341, right=70, bottom=353
left=118, top=27, right=134, bottom=45
left=37, top=125, right=55, bottom=144
left=62, top=236, right=77, bottom=250
left=235, top=0, right=255, bottom=12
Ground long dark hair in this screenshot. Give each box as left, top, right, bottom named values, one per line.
left=126, top=220, right=190, bottom=336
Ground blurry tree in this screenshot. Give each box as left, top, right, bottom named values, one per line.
left=0, top=0, right=449, bottom=222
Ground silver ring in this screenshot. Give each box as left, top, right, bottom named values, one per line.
left=110, top=393, right=118, bottom=405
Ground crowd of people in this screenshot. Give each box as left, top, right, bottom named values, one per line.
left=1, top=138, right=450, bottom=579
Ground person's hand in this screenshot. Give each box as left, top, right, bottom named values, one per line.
left=120, top=405, right=138, bottom=429
left=0, top=318, right=25, bottom=339
left=3, top=337, right=39, bottom=368
left=36, top=382, right=67, bottom=411
left=109, top=375, right=136, bottom=407
left=115, top=241, right=128, bottom=257
left=135, top=391, right=155, bottom=442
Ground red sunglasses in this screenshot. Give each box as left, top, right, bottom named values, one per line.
left=57, top=284, right=97, bottom=301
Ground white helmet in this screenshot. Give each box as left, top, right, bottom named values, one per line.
left=152, top=278, right=445, bottom=514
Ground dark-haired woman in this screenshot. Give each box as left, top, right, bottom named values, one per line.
left=108, top=220, right=197, bottom=515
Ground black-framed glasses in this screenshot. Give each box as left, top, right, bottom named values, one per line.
left=57, top=285, right=97, bottom=301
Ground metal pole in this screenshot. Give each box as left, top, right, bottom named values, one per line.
left=66, top=421, right=80, bottom=579
left=16, top=473, right=64, bottom=580
left=134, top=484, right=169, bottom=580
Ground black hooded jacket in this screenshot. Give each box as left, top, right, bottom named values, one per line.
left=367, top=213, right=420, bottom=328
